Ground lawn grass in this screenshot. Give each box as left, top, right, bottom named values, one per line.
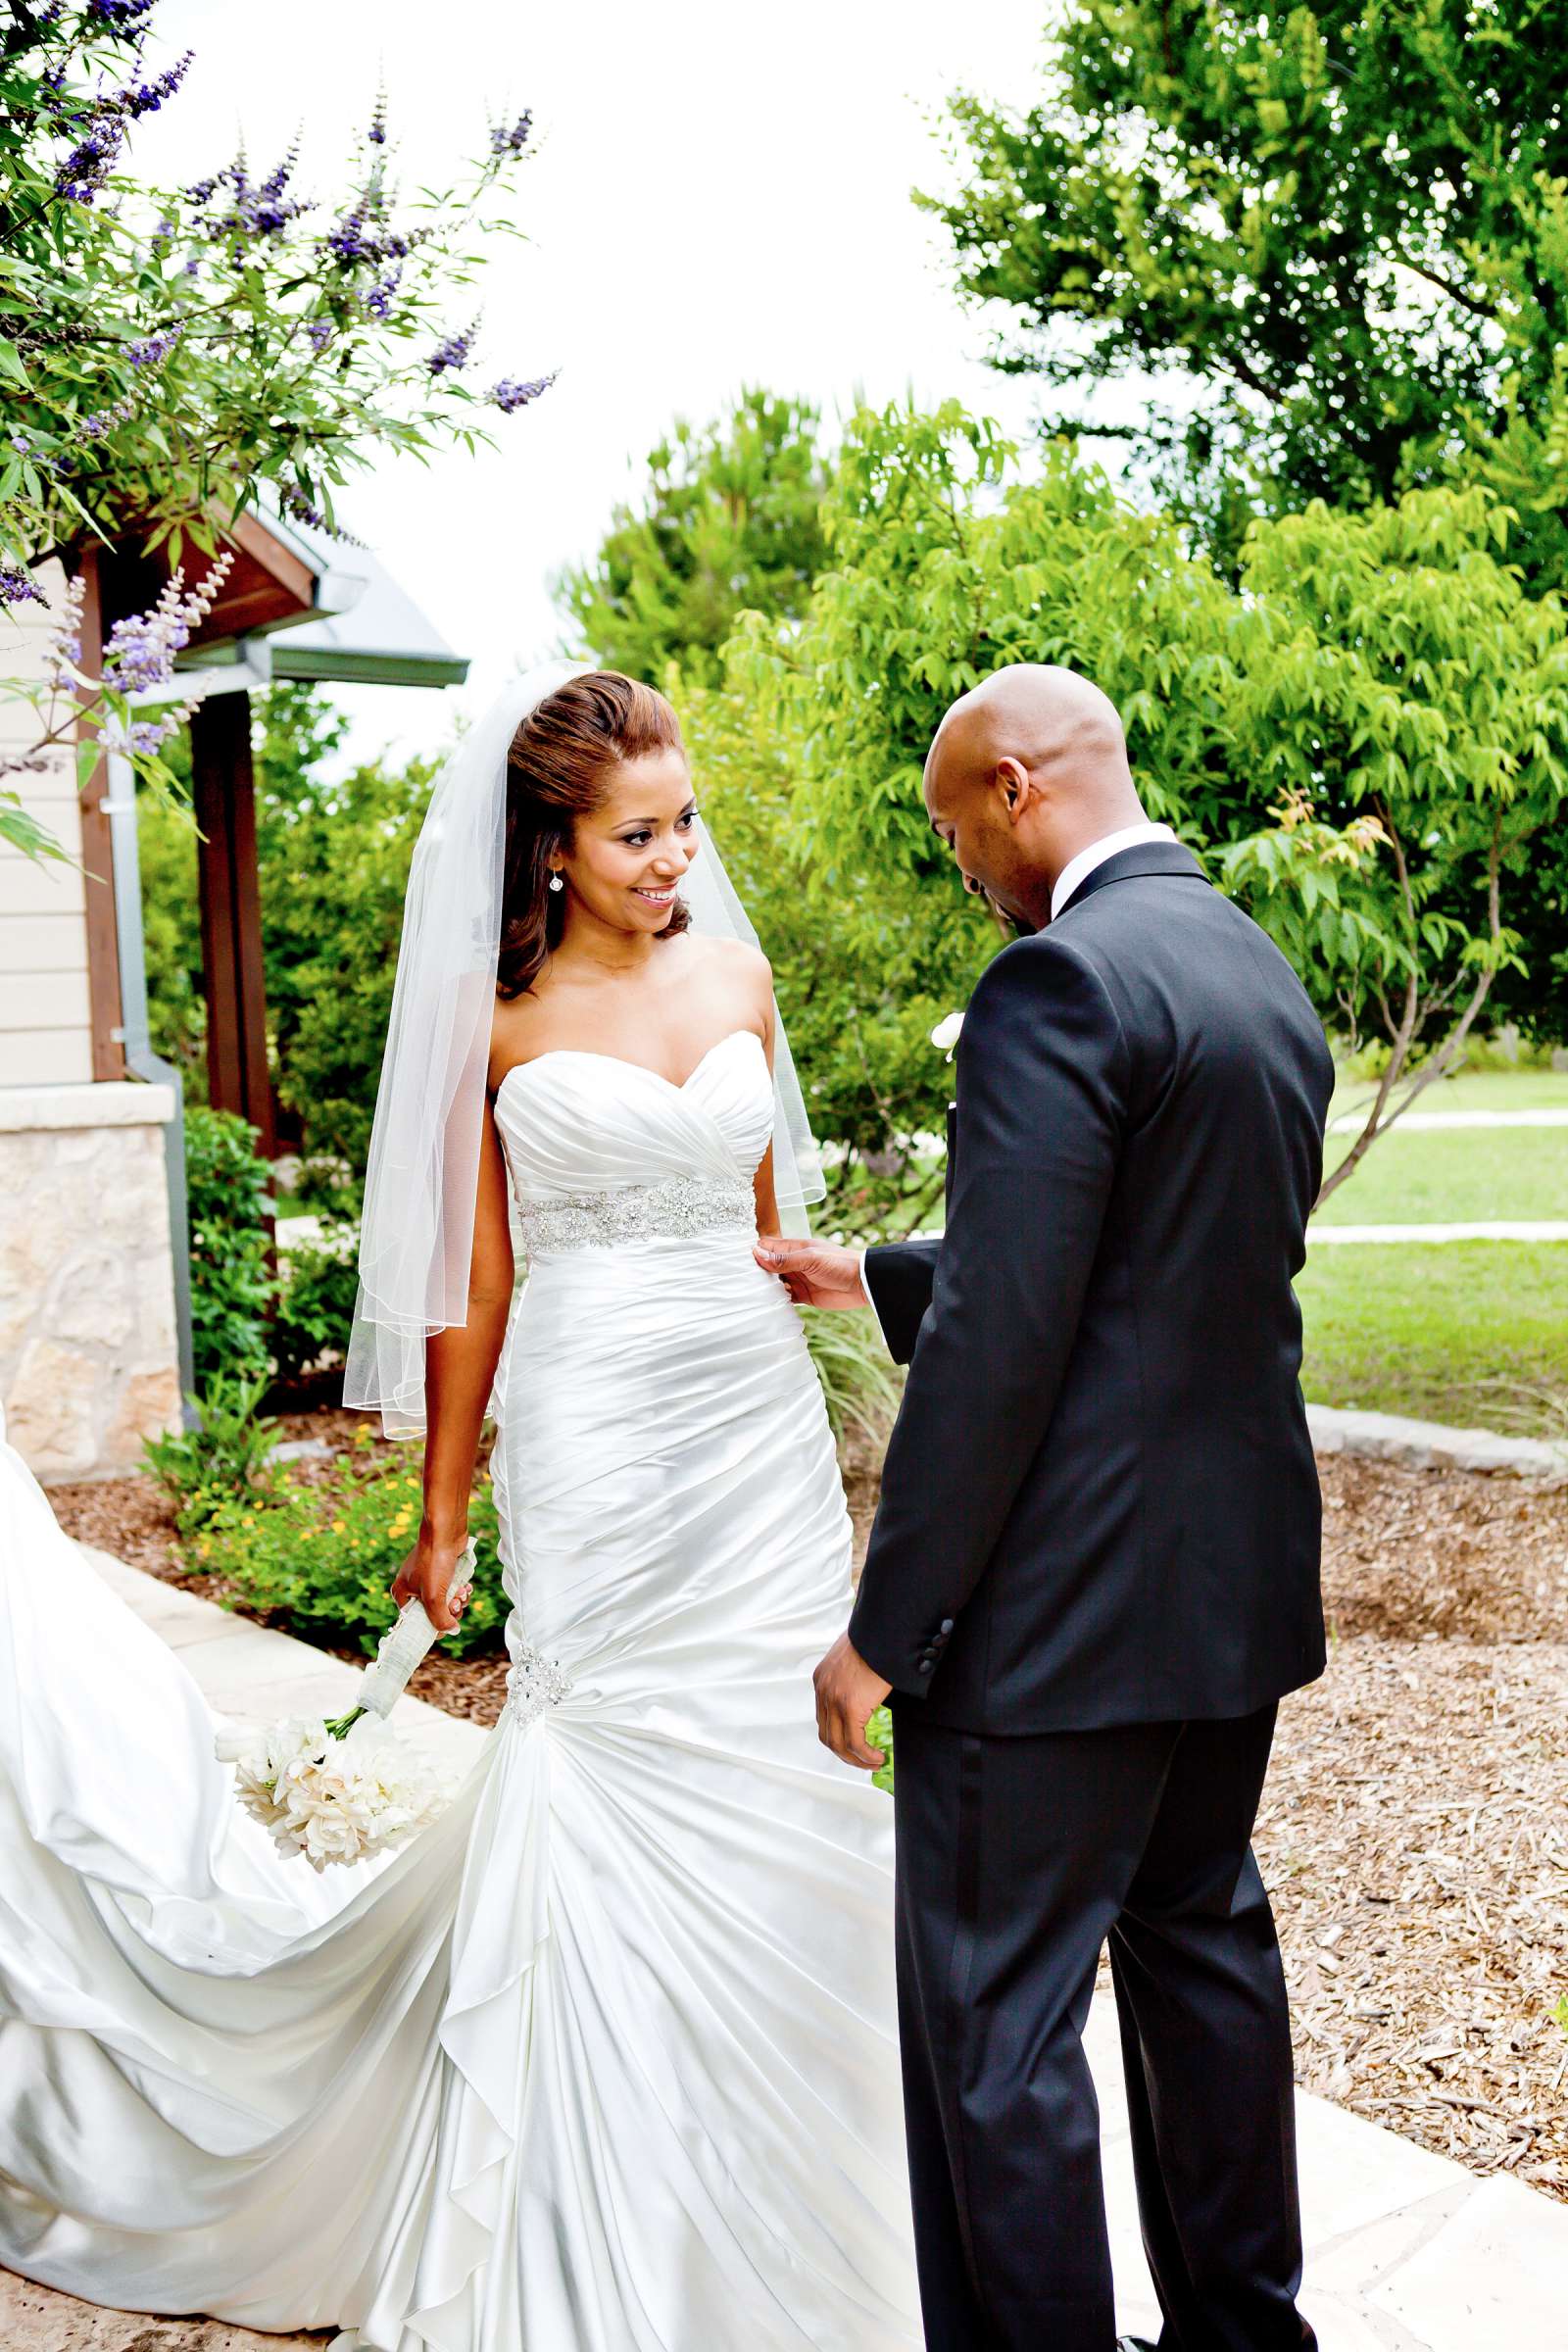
left=1313, top=1127, right=1568, bottom=1225
left=1297, top=1242, right=1568, bottom=1435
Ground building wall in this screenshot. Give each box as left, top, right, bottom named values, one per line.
left=0, top=558, right=95, bottom=1087
left=0, top=1083, right=181, bottom=1481
left=3, top=567, right=181, bottom=1481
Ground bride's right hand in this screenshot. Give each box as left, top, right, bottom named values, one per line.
left=391, top=1529, right=473, bottom=1639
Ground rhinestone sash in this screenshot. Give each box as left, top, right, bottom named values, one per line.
left=515, top=1174, right=757, bottom=1257
left=503, top=1641, right=573, bottom=1731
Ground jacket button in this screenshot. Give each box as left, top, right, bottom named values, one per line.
left=916, top=1657, right=935, bottom=1675
left=940, top=1618, right=955, bottom=1635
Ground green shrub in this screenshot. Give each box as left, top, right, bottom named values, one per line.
left=198, top=1434, right=507, bottom=1659
left=184, top=1106, right=278, bottom=1389
left=141, top=1373, right=282, bottom=1537
left=800, top=1306, right=905, bottom=1446
left=272, top=1220, right=362, bottom=1384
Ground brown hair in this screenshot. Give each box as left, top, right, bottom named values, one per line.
left=497, top=669, right=692, bottom=999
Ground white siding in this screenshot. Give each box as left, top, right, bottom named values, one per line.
left=0, top=560, right=93, bottom=1090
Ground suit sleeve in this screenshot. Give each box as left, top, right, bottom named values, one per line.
left=861, top=1239, right=941, bottom=1366
left=848, top=936, right=1129, bottom=1698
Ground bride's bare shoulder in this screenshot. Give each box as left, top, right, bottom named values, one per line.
left=679, top=930, right=771, bottom=991
left=488, top=984, right=557, bottom=1089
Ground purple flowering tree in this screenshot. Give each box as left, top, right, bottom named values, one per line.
left=1, top=0, right=552, bottom=858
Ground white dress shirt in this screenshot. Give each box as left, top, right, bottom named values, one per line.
left=1051, top=820, right=1175, bottom=921
left=857, top=821, right=1176, bottom=1333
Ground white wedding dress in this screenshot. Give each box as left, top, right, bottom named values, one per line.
left=0, top=1028, right=920, bottom=2350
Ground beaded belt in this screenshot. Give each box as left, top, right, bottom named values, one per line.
left=515, top=1175, right=757, bottom=1257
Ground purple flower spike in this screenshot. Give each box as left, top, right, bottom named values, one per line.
left=488, top=371, right=556, bottom=414
left=126, top=320, right=185, bottom=368
left=88, top=0, right=158, bottom=29
left=427, top=321, right=478, bottom=377
left=0, top=564, right=44, bottom=610
left=100, top=552, right=235, bottom=695
left=490, top=112, right=533, bottom=157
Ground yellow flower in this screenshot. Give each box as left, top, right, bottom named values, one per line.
left=332, top=1519, right=347, bottom=1535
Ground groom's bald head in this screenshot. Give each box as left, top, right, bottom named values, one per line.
left=923, top=664, right=1146, bottom=931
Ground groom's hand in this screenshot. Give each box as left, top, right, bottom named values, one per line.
left=754, top=1236, right=868, bottom=1309
left=813, top=1633, right=892, bottom=1770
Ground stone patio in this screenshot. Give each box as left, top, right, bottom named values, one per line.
left=5, top=1545, right=1566, bottom=2350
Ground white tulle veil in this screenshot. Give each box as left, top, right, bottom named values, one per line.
left=343, top=662, right=824, bottom=1440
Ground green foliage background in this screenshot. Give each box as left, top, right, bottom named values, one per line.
left=556, top=389, right=828, bottom=688
left=922, top=0, right=1568, bottom=579
left=141, top=685, right=436, bottom=1201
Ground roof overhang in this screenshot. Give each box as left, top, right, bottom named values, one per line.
left=86, top=489, right=468, bottom=693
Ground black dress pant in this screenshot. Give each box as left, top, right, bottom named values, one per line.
left=890, top=1700, right=1314, bottom=2352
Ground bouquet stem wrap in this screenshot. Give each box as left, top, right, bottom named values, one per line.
left=353, top=1539, right=475, bottom=1720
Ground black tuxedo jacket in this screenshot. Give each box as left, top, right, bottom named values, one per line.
left=851, top=841, right=1336, bottom=1735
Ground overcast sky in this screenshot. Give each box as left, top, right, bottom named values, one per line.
left=137, top=0, right=1055, bottom=772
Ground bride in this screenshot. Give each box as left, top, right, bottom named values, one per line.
left=0, top=666, right=921, bottom=2349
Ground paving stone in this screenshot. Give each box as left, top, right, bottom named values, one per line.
left=0, top=2267, right=327, bottom=2349
left=1307, top=2181, right=1476, bottom=2299
left=1295, top=2284, right=1410, bottom=2350
left=1290, top=2089, right=1471, bottom=2254
left=1366, top=2171, right=1568, bottom=2344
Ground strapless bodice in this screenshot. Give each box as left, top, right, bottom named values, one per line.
left=493, top=1026, right=772, bottom=1254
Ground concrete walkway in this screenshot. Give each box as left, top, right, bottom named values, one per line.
left=8, top=1544, right=1568, bottom=2350
left=1327, top=1106, right=1568, bottom=1133
left=1308, top=1218, right=1568, bottom=1245
left=1306, top=1399, right=1567, bottom=1478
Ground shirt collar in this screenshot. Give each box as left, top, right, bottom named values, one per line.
left=1051, top=821, right=1176, bottom=922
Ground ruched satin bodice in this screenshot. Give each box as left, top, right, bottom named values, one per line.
left=493, top=1027, right=772, bottom=1252
left=0, top=1024, right=920, bottom=2352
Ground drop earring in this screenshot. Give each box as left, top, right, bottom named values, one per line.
left=548, top=872, right=564, bottom=893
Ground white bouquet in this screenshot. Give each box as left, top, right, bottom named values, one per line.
left=214, top=1540, right=472, bottom=1870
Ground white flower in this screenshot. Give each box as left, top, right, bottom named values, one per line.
left=930, top=1011, right=964, bottom=1059
left=216, top=1712, right=455, bottom=1872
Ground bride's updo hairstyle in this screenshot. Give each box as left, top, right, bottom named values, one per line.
left=498, top=668, right=694, bottom=999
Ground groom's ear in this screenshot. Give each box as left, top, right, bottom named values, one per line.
left=995, top=755, right=1031, bottom=821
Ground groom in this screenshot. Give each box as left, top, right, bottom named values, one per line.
left=759, top=664, right=1332, bottom=2352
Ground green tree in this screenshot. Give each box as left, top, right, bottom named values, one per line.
left=922, top=0, right=1568, bottom=573
left=733, top=402, right=1568, bottom=1202
left=1217, top=487, right=1568, bottom=1188
left=558, top=388, right=829, bottom=686
left=139, top=684, right=436, bottom=1191
left=677, top=673, right=999, bottom=1236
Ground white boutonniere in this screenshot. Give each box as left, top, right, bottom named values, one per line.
left=930, top=1011, right=964, bottom=1061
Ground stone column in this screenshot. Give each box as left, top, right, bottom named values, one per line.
left=0, top=1081, right=181, bottom=1482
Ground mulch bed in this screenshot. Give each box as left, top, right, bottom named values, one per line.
left=1258, top=1638, right=1568, bottom=2195
left=45, top=1435, right=1568, bottom=2197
